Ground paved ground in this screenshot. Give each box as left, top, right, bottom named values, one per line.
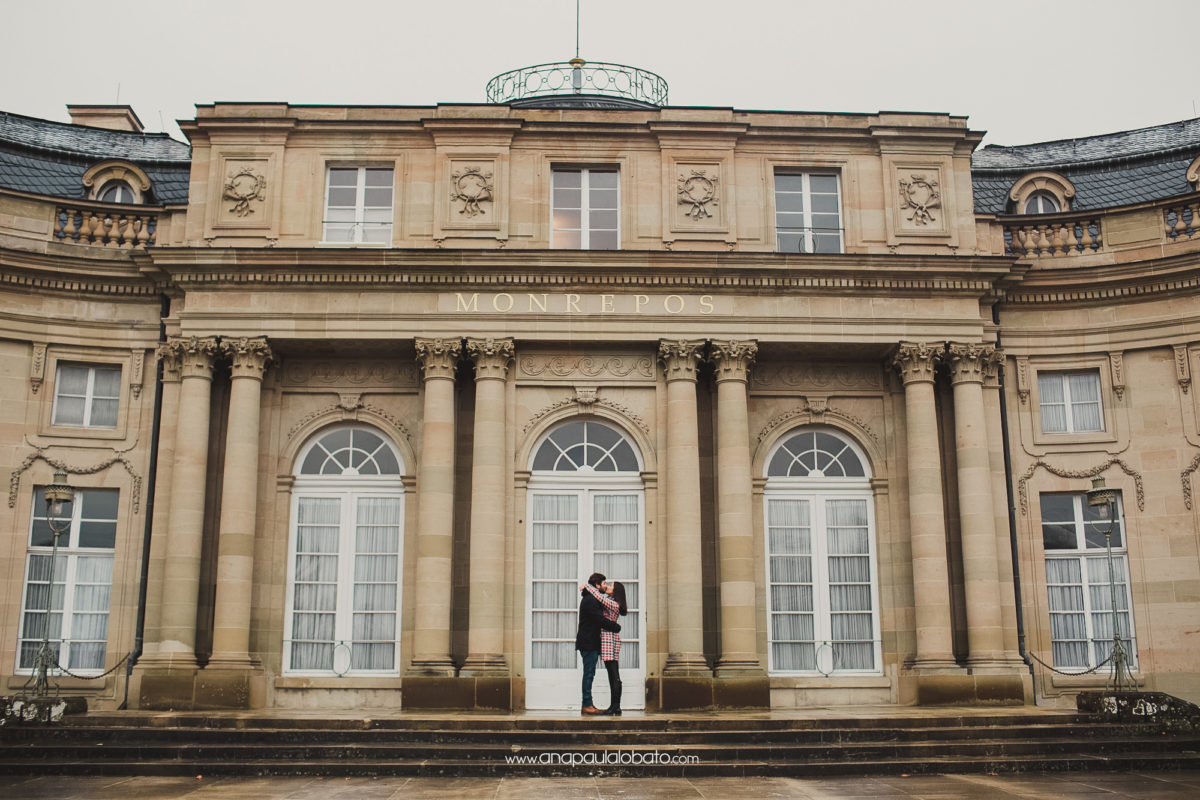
left=6, top=772, right=1200, bottom=799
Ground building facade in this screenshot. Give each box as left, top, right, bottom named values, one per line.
left=2, top=75, right=1198, bottom=712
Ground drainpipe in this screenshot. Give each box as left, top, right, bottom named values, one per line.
left=993, top=303, right=1034, bottom=676
left=120, top=293, right=169, bottom=709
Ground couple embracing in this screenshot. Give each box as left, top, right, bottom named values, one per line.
left=575, top=572, right=627, bottom=716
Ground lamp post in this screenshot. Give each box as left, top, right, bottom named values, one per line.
left=32, top=469, right=74, bottom=697
left=1085, top=475, right=1135, bottom=694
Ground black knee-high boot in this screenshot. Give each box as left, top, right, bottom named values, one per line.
left=604, top=660, right=622, bottom=715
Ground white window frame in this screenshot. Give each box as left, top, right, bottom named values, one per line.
left=1037, top=370, right=1103, bottom=434
left=525, top=420, right=646, bottom=710
left=763, top=428, right=880, bottom=677
left=1039, top=492, right=1136, bottom=672
left=283, top=425, right=405, bottom=677
left=773, top=171, right=843, bottom=254
left=1023, top=191, right=1061, bottom=214
left=551, top=167, right=619, bottom=250
left=321, top=166, right=395, bottom=245
left=16, top=488, right=118, bottom=676
left=51, top=363, right=121, bottom=429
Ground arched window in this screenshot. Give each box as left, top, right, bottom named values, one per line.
left=284, top=424, right=404, bottom=676
left=1023, top=191, right=1061, bottom=215
left=531, top=419, right=640, bottom=472
left=98, top=181, right=136, bottom=204
left=764, top=427, right=880, bottom=676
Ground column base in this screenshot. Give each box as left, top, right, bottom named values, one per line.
left=459, top=653, right=508, bottom=676
left=132, top=663, right=266, bottom=710
left=401, top=675, right=512, bottom=710
left=653, top=674, right=767, bottom=710
left=714, top=657, right=763, bottom=678
left=662, top=652, right=710, bottom=676
left=406, top=656, right=457, bottom=677
left=903, top=665, right=1027, bottom=705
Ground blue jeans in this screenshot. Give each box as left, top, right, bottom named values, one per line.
left=579, top=649, right=600, bottom=707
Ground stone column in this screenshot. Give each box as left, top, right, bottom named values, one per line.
left=155, top=336, right=219, bottom=666
left=659, top=339, right=709, bottom=674
left=892, top=342, right=957, bottom=670
left=408, top=337, right=462, bottom=675
left=982, top=350, right=1022, bottom=663
left=460, top=337, right=514, bottom=674
left=209, top=337, right=273, bottom=667
left=710, top=340, right=762, bottom=676
left=139, top=344, right=182, bottom=659
left=946, top=342, right=1006, bottom=667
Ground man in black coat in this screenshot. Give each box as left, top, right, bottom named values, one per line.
left=576, top=571, right=621, bottom=715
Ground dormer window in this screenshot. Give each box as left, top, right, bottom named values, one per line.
left=98, top=181, right=136, bottom=204
left=1009, top=171, right=1074, bottom=216
left=82, top=161, right=150, bottom=205
left=1023, top=191, right=1061, bottom=215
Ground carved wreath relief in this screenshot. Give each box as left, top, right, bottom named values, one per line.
left=899, top=173, right=940, bottom=226
left=678, top=169, right=718, bottom=220
left=223, top=168, right=267, bottom=217
left=451, top=166, right=494, bottom=217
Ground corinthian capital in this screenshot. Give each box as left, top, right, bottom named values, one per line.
left=709, top=340, right=758, bottom=383
left=946, top=342, right=996, bottom=385
left=156, top=342, right=183, bottom=383
left=892, top=341, right=943, bottom=385
left=658, top=339, right=706, bottom=382
left=221, top=336, right=273, bottom=379
left=166, top=335, right=220, bottom=380
left=465, top=337, right=514, bottom=380
left=415, top=337, right=463, bottom=381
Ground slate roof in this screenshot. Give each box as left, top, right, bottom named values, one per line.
left=971, top=117, right=1200, bottom=214
left=0, top=110, right=190, bottom=204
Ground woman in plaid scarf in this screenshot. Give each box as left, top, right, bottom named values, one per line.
left=584, top=579, right=627, bottom=715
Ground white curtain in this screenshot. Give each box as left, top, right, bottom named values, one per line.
left=1069, top=373, right=1102, bottom=431
left=1038, top=374, right=1067, bottom=432
left=291, top=497, right=340, bottom=670
left=351, top=497, right=399, bottom=671
left=531, top=494, right=580, bottom=670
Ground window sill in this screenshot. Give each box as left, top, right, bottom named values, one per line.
left=769, top=674, right=889, bottom=688
left=316, top=241, right=391, bottom=248
left=275, top=676, right=402, bottom=689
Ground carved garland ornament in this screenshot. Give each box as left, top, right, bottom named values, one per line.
left=756, top=402, right=880, bottom=446
left=1174, top=344, right=1192, bottom=394
left=1016, top=457, right=1145, bottom=516
left=678, top=169, right=718, bottom=220
left=30, top=343, right=47, bottom=394
left=222, top=168, right=267, bottom=217
left=523, top=393, right=650, bottom=435
left=898, top=173, right=941, bottom=226
left=451, top=166, right=494, bottom=217
left=10, top=444, right=143, bottom=512
left=519, top=355, right=655, bottom=379
left=285, top=399, right=412, bottom=442
left=1184, top=450, right=1200, bottom=510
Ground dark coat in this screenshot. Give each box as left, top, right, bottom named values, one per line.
left=575, top=588, right=621, bottom=652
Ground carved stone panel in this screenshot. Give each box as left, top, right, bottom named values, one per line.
left=666, top=159, right=731, bottom=238
left=517, top=352, right=656, bottom=383
left=214, top=157, right=272, bottom=228
left=440, top=157, right=503, bottom=234
left=884, top=159, right=956, bottom=243
left=280, top=359, right=418, bottom=390
left=750, top=361, right=885, bottom=392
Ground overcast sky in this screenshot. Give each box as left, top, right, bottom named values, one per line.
left=3, top=0, right=1195, bottom=148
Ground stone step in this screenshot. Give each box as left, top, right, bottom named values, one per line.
left=1, top=752, right=1198, bottom=778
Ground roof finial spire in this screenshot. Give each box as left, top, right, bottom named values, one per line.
left=575, top=0, right=581, bottom=60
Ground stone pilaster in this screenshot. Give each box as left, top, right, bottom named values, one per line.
left=946, top=342, right=1006, bottom=668
left=460, top=337, right=514, bottom=675
left=709, top=340, right=763, bottom=678
left=138, top=344, right=182, bottom=659
left=408, top=337, right=461, bottom=676
left=209, top=337, right=273, bottom=670
left=658, top=339, right=709, bottom=675
left=892, top=342, right=957, bottom=671
left=149, top=336, right=219, bottom=668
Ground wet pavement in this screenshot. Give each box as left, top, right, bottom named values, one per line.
left=5, top=771, right=1200, bottom=799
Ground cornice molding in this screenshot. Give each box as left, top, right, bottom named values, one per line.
left=1001, top=252, right=1200, bottom=305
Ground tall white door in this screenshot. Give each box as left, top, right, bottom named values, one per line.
left=526, top=487, right=645, bottom=709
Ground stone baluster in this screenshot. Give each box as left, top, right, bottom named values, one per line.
left=59, top=209, right=76, bottom=242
